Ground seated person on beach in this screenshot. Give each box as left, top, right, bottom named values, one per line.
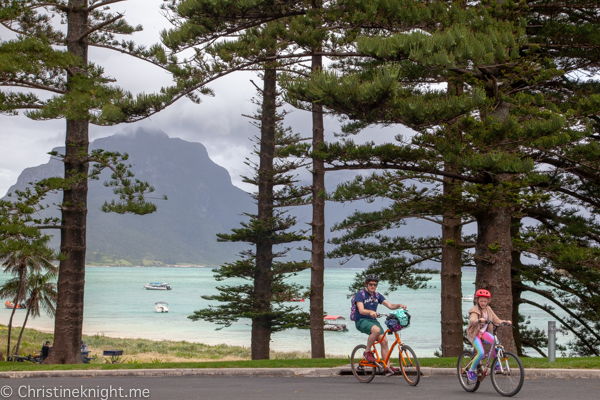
left=354, top=274, right=407, bottom=377
left=41, top=341, right=51, bottom=359
left=81, top=340, right=89, bottom=353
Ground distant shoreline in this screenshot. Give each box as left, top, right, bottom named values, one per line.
left=85, top=265, right=210, bottom=268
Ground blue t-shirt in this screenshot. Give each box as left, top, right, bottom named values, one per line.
left=354, top=290, right=386, bottom=321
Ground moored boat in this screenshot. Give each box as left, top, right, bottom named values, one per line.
left=323, top=315, right=348, bottom=332
left=462, top=294, right=474, bottom=302
left=154, top=301, right=169, bottom=313
left=144, top=282, right=172, bottom=290
left=5, top=301, right=26, bottom=309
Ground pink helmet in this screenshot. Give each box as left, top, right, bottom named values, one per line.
left=475, top=289, right=491, bottom=298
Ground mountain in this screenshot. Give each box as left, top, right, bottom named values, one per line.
left=5, top=128, right=444, bottom=268
left=4, top=128, right=253, bottom=266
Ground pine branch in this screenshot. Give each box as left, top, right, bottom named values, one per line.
left=77, top=13, right=124, bottom=42
left=86, top=0, right=127, bottom=12
left=519, top=297, right=600, bottom=356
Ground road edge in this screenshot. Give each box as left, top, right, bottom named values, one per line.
left=1, top=367, right=599, bottom=379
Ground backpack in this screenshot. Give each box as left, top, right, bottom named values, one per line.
left=350, top=289, right=379, bottom=321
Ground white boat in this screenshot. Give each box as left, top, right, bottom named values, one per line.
left=144, top=282, right=172, bottom=290
left=154, top=302, right=169, bottom=313
left=463, top=294, right=474, bottom=302
left=323, top=315, right=348, bottom=332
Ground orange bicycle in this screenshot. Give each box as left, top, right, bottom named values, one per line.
left=350, top=313, right=420, bottom=385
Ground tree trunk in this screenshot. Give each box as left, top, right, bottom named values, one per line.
left=6, top=296, right=19, bottom=359
left=310, top=52, right=326, bottom=359
left=474, top=205, right=516, bottom=353
left=15, top=305, right=32, bottom=356
left=6, top=273, right=25, bottom=359
left=251, top=65, right=277, bottom=360
left=510, top=218, right=525, bottom=357
left=440, top=172, right=464, bottom=356
left=44, top=0, right=89, bottom=364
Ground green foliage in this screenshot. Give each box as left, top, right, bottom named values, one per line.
left=280, top=0, right=600, bottom=358
left=515, top=204, right=600, bottom=357
left=189, top=87, right=310, bottom=336
left=0, top=0, right=195, bottom=123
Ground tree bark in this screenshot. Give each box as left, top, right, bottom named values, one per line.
left=310, top=52, right=326, bottom=359
left=44, top=0, right=89, bottom=364
left=251, top=65, right=277, bottom=360
left=510, top=218, right=525, bottom=357
left=474, top=205, right=516, bottom=353
left=440, top=171, right=464, bottom=356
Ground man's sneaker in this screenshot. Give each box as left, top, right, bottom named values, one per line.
left=467, top=370, right=477, bottom=382
left=385, top=366, right=400, bottom=377
left=363, top=351, right=376, bottom=363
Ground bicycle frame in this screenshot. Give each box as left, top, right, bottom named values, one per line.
left=359, top=329, right=413, bottom=370
left=466, top=323, right=511, bottom=379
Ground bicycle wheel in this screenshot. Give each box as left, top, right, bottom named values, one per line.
left=398, top=345, right=420, bottom=386
left=491, top=351, right=524, bottom=397
left=350, top=344, right=376, bottom=383
left=457, top=350, right=481, bottom=392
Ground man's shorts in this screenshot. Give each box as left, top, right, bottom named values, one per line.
left=355, top=318, right=384, bottom=335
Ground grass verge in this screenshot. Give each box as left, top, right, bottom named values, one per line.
left=1, top=326, right=598, bottom=370
left=1, top=325, right=308, bottom=363
left=418, top=356, right=600, bottom=369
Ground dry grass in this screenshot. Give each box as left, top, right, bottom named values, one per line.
left=0, top=325, right=314, bottom=362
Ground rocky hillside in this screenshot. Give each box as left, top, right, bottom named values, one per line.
left=4, top=128, right=253, bottom=266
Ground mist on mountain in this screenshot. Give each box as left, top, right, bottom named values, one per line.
left=5, top=128, right=440, bottom=268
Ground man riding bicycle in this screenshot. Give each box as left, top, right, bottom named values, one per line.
left=354, top=274, right=407, bottom=376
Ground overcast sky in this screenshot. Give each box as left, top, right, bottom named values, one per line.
left=0, top=0, right=411, bottom=196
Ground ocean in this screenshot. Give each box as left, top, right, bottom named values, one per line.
left=0, top=266, right=563, bottom=357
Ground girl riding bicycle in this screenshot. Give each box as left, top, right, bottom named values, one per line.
left=466, top=289, right=511, bottom=382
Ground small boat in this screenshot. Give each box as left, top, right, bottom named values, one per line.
left=323, top=315, right=348, bottom=332
left=154, top=301, right=169, bottom=313
left=144, top=282, right=172, bottom=290
left=5, top=301, right=26, bottom=309
left=463, top=294, right=474, bottom=302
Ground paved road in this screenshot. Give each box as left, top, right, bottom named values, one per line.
left=1, top=375, right=599, bottom=400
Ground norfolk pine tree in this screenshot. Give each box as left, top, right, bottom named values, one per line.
left=161, top=0, right=333, bottom=357
left=283, top=1, right=600, bottom=351
left=189, top=58, right=311, bottom=359
left=0, top=0, right=196, bottom=363
left=161, top=0, right=454, bottom=357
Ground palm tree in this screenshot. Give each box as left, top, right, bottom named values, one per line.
left=0, top=237, right=57, bottom=359
left=14, top=271, right=58, bottom=355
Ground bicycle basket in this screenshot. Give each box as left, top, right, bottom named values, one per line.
left=385, top=315, right=403, bottom=332
left=391, top=309, right=411, bottom=328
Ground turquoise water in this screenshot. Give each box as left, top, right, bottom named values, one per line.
left=0, top=267, right=561, bottom=357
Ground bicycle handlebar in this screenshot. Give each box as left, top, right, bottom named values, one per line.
left=485, top=319, right=514, bottom=328
left=376, top=311, right=408, bottom=318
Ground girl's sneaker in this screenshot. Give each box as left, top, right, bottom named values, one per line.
left=385, top=366, right=400, bottom=377
left=467, top=370, right=477, bottom=382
